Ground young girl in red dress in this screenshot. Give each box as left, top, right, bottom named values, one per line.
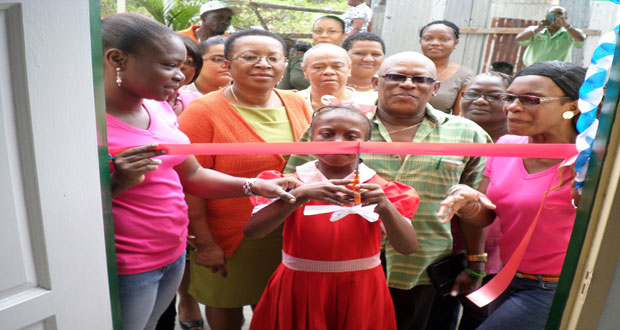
left=244, top=106, right=420, bottom=330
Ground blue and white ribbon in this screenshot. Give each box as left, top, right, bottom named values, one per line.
left=575, top=8, right=620, bottom=188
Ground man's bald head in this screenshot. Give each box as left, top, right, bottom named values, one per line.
left=378, top=51, right=437, bottom=77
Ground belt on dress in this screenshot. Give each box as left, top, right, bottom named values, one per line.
left=282, top=250, right=381, bottom=273
left=515, top=271, right=560, bottom=282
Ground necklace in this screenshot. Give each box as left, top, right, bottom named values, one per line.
left=387, top=122, right=422, bottom=134
left=436, top=63, right=451, bottom=81
left=229, top=86, right=241, bottom=104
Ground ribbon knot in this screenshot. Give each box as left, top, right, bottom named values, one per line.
left=303, top=204, right=379, bottom=222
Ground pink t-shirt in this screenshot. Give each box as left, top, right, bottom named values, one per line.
left=485, top=135, right=576, bottom=274
left=107, top=101, right=190, bottom=275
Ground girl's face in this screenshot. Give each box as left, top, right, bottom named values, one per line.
left=420, top=24, right=458, bottom=60
left=312, top=18, right=345, bottom=45
left=121, top=35, right=186, bottom=101
left=198, top=43, right=231, bottom=89
left=348, top=40, right=384, bottom=80
left=228, top=35, right=286, bottom=91
left=311, top=110, right=369, bottom=168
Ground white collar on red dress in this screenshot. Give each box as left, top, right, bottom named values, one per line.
left=296, top=160, right=376, bottom=184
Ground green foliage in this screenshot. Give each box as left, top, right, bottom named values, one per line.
left=135, top=0, right=202, bottom=30
left=100, top=0, right=349, bottom=36
left=231, top=0, right=348, bottom=35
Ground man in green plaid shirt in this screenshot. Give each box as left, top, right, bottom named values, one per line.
left=285, top=51, right=491, bottom=329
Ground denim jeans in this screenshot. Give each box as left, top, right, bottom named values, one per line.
left=118, top=252, right=186, bottom=330
left=477, top=276, right=558, bottom=330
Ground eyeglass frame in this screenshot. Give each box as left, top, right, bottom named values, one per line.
left=312, top=29, right=343, bottom=35
left=230, top=54, right=285, bottom=65
left=461, top=92, right=503, bottom=103
left=202, top=55, right=226, bottom=64
left=378, top=73, right=437, bottom=85
left=498, top=93, right=572, bottom=106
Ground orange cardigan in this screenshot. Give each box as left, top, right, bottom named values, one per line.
left=178, top=89, right=311, bottom=257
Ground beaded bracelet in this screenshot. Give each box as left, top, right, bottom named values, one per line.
left=464, top=267, right=487, bottom=279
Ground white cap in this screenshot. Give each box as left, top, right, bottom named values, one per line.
left=200, top=0, right=242, bottom=16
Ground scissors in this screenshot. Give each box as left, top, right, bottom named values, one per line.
left=350, top=143, right=362, bottom=205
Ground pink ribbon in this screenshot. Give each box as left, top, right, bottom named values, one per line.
left=110, top=142, right=577, bottom=159
left=108, top=140, right=578, bottom=307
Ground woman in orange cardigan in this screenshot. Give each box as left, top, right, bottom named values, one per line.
left=177, top=29, right=311, bottom=330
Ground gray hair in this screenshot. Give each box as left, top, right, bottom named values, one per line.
left=302, top=43, right=351, bottom=67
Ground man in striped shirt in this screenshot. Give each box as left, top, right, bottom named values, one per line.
left=285, top=51, right=491, bottom=330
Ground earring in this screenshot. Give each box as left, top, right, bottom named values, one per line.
left=115, top=67, right=122, bottom=87
left=562, top=111, right=575, bottom=119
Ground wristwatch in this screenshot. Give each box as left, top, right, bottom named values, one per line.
left=467, top=253, right=488, bottom=263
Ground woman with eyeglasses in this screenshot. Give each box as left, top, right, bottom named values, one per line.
left=437, top=61, right=585, bottom=330
left=177, top=29, right=312, bottom=330
left=183, top=36, right=232, bottom=95
left=460, top=72, right=511, bottom=142
left=420, top=20, right=474, bottom=115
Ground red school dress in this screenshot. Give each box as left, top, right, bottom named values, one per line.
left=249, top=160, right=420, bottom=330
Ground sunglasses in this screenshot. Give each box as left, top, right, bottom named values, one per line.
left=461, top=92, right=503, bottom=102
left=499, top=93, right=572, bottom=105
left=379, top=73, right=436, bottom=85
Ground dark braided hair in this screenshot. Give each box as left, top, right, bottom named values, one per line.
left=310, top=106, right=373, bottom=140
left=419, top=20, right=460, bottom=40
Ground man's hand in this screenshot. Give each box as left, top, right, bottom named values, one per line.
left=450, top=268, right=483, bottom=297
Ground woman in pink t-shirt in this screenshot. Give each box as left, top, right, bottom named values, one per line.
left=437, top=61, right=585, bottom=330
left=102, top=13, right=301, bottom=330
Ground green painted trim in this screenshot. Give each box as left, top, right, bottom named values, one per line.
left=89, top=1, right=122, bottom=329
left=545, top=35, right=620, bottom=329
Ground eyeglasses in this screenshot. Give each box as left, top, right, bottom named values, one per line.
left=379, top=73, right=436, bottom=85
left=499, top=93, right=572, bottom=105
left=203, top=55, right=226, bottom=64
left=312, top=29, right=343, bottom=35
left=231, top=54, right=285, bottom=65
left=461, top=92, right=503, bottom=103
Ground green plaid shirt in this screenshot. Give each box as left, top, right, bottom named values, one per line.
left=285, top=104, right=491, bottom=289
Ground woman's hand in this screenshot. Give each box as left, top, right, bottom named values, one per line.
left=293, top=179, right=356, bottom=205
left=110, top=143, right=166, bottom=197
left=194, top=242, right=228, bottom=278
left=251, top=177, right=303, bottom=204
left=436, top=185, right=496, bottom=224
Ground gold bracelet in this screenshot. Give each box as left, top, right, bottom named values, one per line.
left=467, top=253, right=488, bottom=263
